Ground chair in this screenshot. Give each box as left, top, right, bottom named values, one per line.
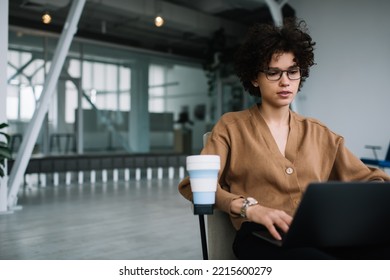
left=361, top=142, right=390, bottom=169
left=203, top=132, right=237, bottom=259
left=206, top=209, right=237, bottom=259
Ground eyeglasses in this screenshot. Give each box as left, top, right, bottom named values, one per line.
left=261, top=67, right=303, bottom=81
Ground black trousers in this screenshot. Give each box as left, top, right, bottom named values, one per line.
left=233, top=222, right=390, bottom=260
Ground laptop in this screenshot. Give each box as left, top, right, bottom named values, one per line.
left=252, top=181, right=390, bottom=248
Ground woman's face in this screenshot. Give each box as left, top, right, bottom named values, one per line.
left=252, top=52, right=300, bottom=109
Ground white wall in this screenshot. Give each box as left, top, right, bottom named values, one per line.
left=290, top=0, right=390, bottom=165
left=0, top=0, right=9, bottom=212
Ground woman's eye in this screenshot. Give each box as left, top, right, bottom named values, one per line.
left=267, top=71, right=280, bottom=76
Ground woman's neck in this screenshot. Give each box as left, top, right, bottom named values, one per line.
left=258, top=104, right=290, bottom=127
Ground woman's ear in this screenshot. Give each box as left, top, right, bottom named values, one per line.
left=251, top=80, right=258, bottom=87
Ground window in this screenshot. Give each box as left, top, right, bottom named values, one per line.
left=149, top=64, right=166, bottom=112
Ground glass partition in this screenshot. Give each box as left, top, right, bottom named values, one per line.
left=7, top=27, right=212, bottom=156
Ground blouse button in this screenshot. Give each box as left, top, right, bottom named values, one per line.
left=285, top=167, right=294, bottom=175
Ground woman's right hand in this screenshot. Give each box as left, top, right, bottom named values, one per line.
left=246, top=204, right=293, bottom=241
left=230, top=198, right=292, bottom=240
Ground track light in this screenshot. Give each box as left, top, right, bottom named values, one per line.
left=154, top=15, right=164, bottom=27
left=42, top=12, right=52, bottom=24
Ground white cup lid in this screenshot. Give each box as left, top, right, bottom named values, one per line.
left=187, top=155, right=220, bottom=170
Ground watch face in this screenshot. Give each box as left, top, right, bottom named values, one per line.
left=247, top=197, right=258, bottom=205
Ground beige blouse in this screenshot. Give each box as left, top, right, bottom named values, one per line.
left=178, top=104, right=390, bottom=230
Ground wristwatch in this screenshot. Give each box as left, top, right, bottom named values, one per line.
left=240, top=197, right=258, bottom=218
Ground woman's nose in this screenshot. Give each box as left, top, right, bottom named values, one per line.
left=279, top=72, right=290, bottom=86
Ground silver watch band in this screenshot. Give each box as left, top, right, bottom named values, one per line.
left=240, top=197, right=258, bottom=218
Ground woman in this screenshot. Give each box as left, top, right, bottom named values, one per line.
left=178, top=18, right=390, bottom=259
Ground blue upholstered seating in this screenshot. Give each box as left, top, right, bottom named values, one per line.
left=361, top=142, right=390, bottom=169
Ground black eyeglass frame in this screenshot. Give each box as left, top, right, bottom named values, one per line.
left=260, top=67, right=304, bottom=81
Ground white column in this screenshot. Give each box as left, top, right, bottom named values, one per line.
left=129, top=60, right=150, bottom=153
left=39, top=174, right=47, bottom=187
left=102, top=170, right=108, bottom=182
left=179, top=166, right=185, bottom=179
left=157, top=167, right=163, bottom=179
left=135, top=168, right=141, bottom=181
left=7, top=0, right=86, bottom=209
left=168, top=167, right=174, bottom=179
left=78, top=171, right=84, bottom=184
left=65, top=172, right=72, bottom=185
left=113, top=169, right=118, bottom=182
left=53, top=172, right=59, bottom=186
left=124, top=168, right=130, bottom=181
left=146, top=168, right=152, bottom=180
left=264, top=0, right=288, bottom=27
left=90, top=170, right=96, bottom=183
left=0, top=0, right=9, bottom=214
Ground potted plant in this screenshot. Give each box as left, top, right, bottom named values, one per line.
left=0, top=122, right=11, bottom=178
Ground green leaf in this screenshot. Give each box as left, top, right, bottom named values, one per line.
left=0, top=133, right=10, bottom=144
left=0, top=123, right=8, bottom=129
left=0, top=158, right=5, bottom=169
left=0, top=147, right=11, bottom=159
left=0, top=122, right=11, bottom=178
left=0, top=123, right=10, bottom=145
left=0, top=141, right=9, bottom=149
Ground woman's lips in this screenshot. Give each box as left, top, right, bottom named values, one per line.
left=277, top=91, right=292, bottom=97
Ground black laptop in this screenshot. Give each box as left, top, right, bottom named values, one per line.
left=252, top=181, right=390, bottom=248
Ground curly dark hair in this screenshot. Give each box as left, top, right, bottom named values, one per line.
left=234, top=18, right=316, bottom=97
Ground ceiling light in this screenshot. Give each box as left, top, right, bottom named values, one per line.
left=42, top=12, right=52, bottom=24
left=154, top=15, right=164, bottom=27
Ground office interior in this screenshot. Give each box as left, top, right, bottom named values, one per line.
left=0, top=0, right=389, bottom=260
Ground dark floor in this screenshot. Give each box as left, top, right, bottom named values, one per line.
left=0, top=179, right=202, bottom=260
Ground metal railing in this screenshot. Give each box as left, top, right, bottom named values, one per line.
left=8, top=153, right=188, bottom=186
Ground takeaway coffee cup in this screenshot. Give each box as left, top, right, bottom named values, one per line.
left=186, top=155, right=220, bottom=205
